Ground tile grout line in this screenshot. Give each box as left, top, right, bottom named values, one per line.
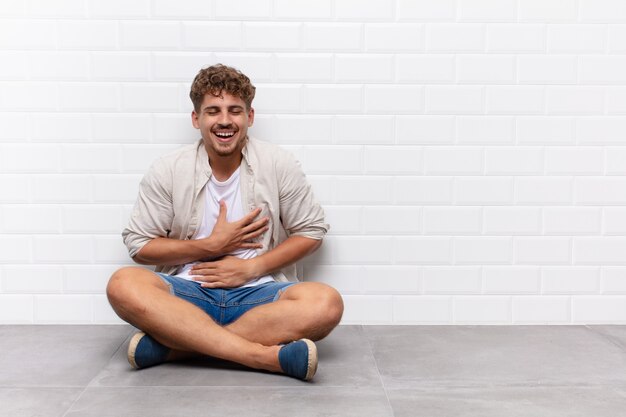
left=361, top=325, right=396, bottom=417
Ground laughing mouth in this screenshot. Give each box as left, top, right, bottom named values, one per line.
left=213, top=131, right=236, bottom=140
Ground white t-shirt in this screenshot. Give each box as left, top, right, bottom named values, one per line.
left=175, top=167, right=275, bottom=288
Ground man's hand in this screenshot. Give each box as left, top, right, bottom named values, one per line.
left=190, top=256, right=258, bottom=288
left=207, top=200, right=269, bottom=255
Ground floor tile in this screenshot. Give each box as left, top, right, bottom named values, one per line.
left=365, top=326, right=626, bottom=388
left=587, top=326, right=626, bottom=350
left=0, top=326, right=132, bottom=387
left=0, top=388, right=83, bottom=417
left=387, top=386, right=626, bottom=417
left=90, top=325, right=382, bottom=388
left=65, top=386, right=393, bottom=417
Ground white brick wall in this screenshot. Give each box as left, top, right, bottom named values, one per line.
left=1, top=1, right=626, bottom=325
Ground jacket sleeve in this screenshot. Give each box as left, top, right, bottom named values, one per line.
left=276, top=150, right=329, bottom=240
left=122, top=158, right=174, bottom=258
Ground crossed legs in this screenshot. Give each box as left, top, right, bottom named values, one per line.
left=106, top=267, right=344, bottom=374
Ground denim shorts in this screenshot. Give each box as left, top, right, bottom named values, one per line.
left=155, top=273, right=297, bottom=326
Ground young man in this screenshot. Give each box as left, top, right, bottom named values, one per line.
left=107, top=64, right=343, bottom=381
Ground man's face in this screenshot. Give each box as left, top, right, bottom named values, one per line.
left=192, top=92, right=254, bottom=158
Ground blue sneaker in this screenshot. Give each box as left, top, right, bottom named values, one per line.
left=127, top=332, right=170, bottom=370
left=278, top=339, right=318, bottom=381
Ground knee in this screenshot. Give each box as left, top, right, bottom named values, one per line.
left=315, top=285, right=344, bottom=329
left=106, top=267, right=146, bottom=311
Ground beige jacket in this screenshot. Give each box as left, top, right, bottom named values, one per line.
left=122, top=137, right=329, bottom=282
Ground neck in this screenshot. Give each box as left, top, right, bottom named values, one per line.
left=205, top=142, right=245, bottom=182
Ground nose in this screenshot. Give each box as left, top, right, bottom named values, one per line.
left=217, top=111, right=232, bottom=126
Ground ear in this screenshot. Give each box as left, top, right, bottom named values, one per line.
left=248, top=107, right=255, bottom=127
left=191, top=110, right=200, bottom=129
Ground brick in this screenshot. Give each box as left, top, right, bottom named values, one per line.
left=305, top=146, right=362, bottom=174
left=244, top=23, right=301, bottom=50
left=426, top=86, right=483, bottom=114
left=575, top=177, right=626, bottom=204
left=607, top=87, right=626, bottom=114
left=0, top=52, right=27, bottom=79
left=323, top=206, right=362, bottom=235
left=515, top=177, right=572, bottom=205
left=548, top=25, right=606, bottom=53
left=304, top=23, right=361, bottom=51
left=577, top=117, right=626, bottom=144
left=574, top=237, right=626, bottom=265
left=121, top=22, right=180, bottom=50
left=153, top=114, right=200, bottom=144
left=93, top=115, right=152, bottom=143
left=396, top=55, right=455, bottom=83
left=544, top=207, right=601, bottom=235
left=512, top=296, right=570, bottom=323
left=394, top=177, right=453, bottom=204
left=88, top=0, right=149, bottom=17
left=0, top=295, right=33, bottom=323
left=486, top=86, right=544, bottom=114
left=342, top=295, right=392, bottom=324
left=487, top=24, right=545, bottom=53
left=423, top=267, right=481, bottom=293
left=59, top=83, right=119, bottom=112
left=335, top=176, right=393, bottom=204
left=31, top=114, right=91, bottom=143
left=483, top=207, right=541, bottom=235
left=275, top=0, right=332, bottom=19
left=515, top=237, right=571, bottom=264
left=459, top=0, right=516, bottom=21
left=33, top=236, right=93, bottom=263
left=454, top=177, right=514, bottom=205
left=332, top=237, right=393, bottom=264
left=63, top=266, right=120, bottom=294
left=397, top=0, right=456, bottom=21
left=0, top=1, right=24, bottom=16
left=365, top=146, right=422, bottom=174
left=580, top=0, right=626, bottom=22
left=60, top=145, right=120, bottom=173
left=427, top=24, right=485, bottom=52
left=453, top=296, right=511, bottom=323
left=58, top=20, right=118, bottom=50
left=547, top=87, right=605, bottom=114
left=519, top=0, right=577, bottom=21
left=93, top=175, right=141, bottom=203
left=545, top=148, right=604, bottom=175
left=153, top=0, right=211, bottom=17
left=423, top=147, right=483, bottom=175
left=0, top=175, right=29, bottom=202
left=27, top=0, right=85, bottom=17
left=395, top=237, right=453, bottom=264
left=62, top=205, right=123, bottom=234
left=609, top=25, right=626, bottom=52
left=305, top=86, right=362, bottom=114
left=276, top=54, right=332, bottom=82
left=335, top=0, right=393, bottom=20
left=604, top=208, right=626, bottom=235
left=0, top=144, right=60, bottom=173
left=601, top=267, right=626, bottom=294
left=272, top=116, right=333, bottom=144
left=3, top=266, right=63, bottom=293
left=365, top=86, right=424, bottom=114
left=213, top=53, right=274, bottom=82
left=364, top=266, right=420, bottom=295
left=580, top=56, right=626, bottom=83
left=303, top=265, right=362, bottom=293
left=2, top=205, right=61, bottom=233
left=0, top=19, right=56, bottom=49
left=0, top=236, right=31, bottom=262
left=0, top=114, right=28, bottom=141
left=573, top=296, right=626, bottom=323
left=456, top=54, right=515, bottom=84
left=393, top=296, right=452, bottom=323
left=485, top=147, right=543, bottom=175
left=216, top=0, right=271, bottom=18
left=362, top=207, right=421, bottom=234
left=31, top=175, right=91, bottom=203
left=518, top=55, right=577, bottom=84
left=94, top=236, right=132, bottom=263
left=365, top=24, right=424, bottom=52
left=34, top=295, right=93, bottom=324
left=484, top=267, right=541, bottom=294
left=516, top=116, right=574, bottom=145
left=121, top=84, right=179, bottom=112
left=542, top=267, right=600, bottom=294
left=0, top=82, right=58, bottom=111
left=92, top=52, right=150, bottom=81
left=335, top=116, right=394, bottom=145
left=94, top=295, right=125, bottom=324
left=182, top=22, right=242, bottom=50
left=396, top=116, right=455, bottom=144
left=423, top=207, right=482, bottom=235
left=457, top=115, right=515, bottom=145
left=336, top=55, right=394, bottom=83
left=455, top=237, right=512, bottom=264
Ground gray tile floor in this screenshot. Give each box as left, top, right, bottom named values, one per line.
left=2, top=325, right=626, bottom=416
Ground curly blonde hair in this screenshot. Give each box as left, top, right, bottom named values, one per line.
left=189, top=64, right=256, bottom=112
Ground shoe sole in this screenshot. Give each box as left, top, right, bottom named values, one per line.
left=303, top=339, right=318, bottom=381
left=127, top=331, right=145, bottom=370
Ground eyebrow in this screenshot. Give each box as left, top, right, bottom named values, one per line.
left=202, top=105, right=245, bottom=111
